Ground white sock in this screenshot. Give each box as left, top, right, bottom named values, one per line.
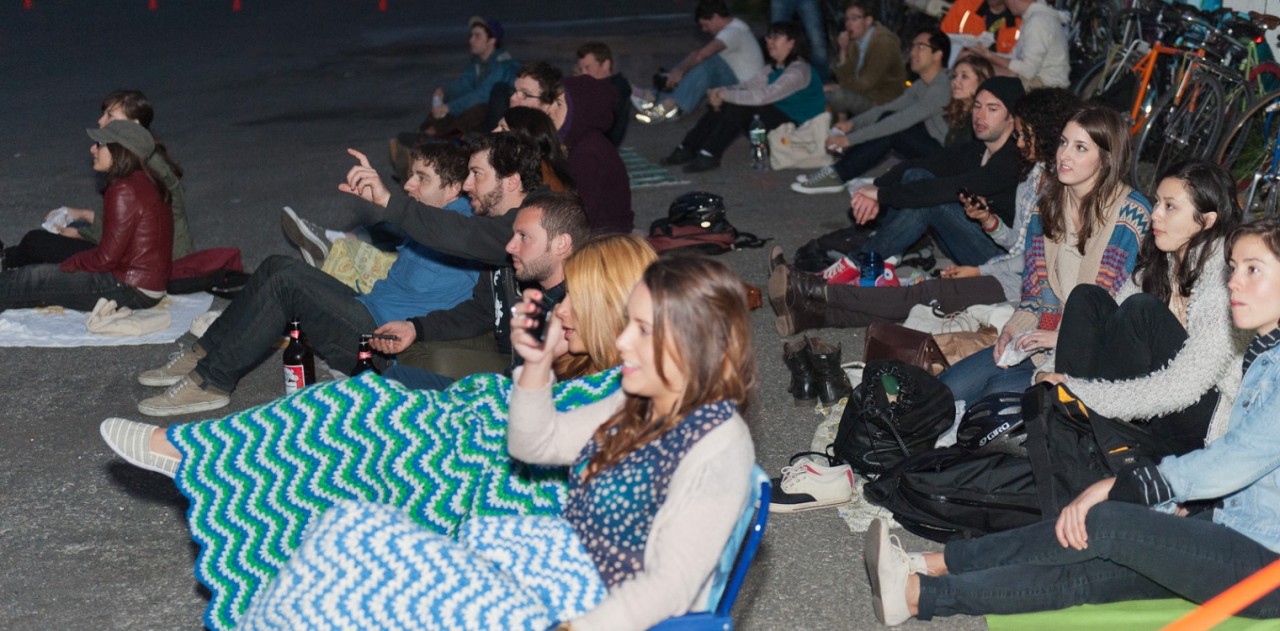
left=325, top=230, right=346, bottom=243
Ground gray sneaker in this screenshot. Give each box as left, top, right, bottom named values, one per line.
left=138, top=376, right=229, bottom=417
left=138, top=349, right=201, bottom=386
left=281, top=206, right=330, bottom=268
left=790, top=167, right=846, bottom=194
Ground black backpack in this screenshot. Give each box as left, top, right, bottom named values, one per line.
left=863, top=446, right=1042, bottom=542
left=833, top=360, right=955, bottom=476
left=1021, top=383, right=1173, bottom=518
left=646, top=191, right=766, bottom=255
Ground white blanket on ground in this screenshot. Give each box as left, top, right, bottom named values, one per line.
left=0, top=292, right=214, bottom=347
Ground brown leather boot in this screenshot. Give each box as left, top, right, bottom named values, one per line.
left=769, top=262, right=828, bottom=336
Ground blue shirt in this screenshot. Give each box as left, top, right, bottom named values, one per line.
left=356, top=197, right=481, bottom=325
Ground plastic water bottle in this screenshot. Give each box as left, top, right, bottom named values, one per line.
left=860, top=251, right=883, bottom=287
left=748, top=114, right=769, bottom=170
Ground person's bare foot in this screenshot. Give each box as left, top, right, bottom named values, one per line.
left=150, top=427, right=181, bottom=460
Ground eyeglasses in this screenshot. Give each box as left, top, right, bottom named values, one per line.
left=514, top=90, right=541, bottom=101
left=93, top=141, right=105, bottom=149
left=912, top=42, right=936, bottom=50
left=847, top=13, right=868, bottom=19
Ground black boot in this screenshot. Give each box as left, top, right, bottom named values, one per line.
left=808, top=336, right=853, bottom=406
left=769, top=262, right=828, bottom=336
left=782, top=338, right=818, bottom=406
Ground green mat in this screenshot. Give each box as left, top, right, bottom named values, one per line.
left=986, top=599, right=1280, bottom=630
left=620, top=146, right=688, bottom=189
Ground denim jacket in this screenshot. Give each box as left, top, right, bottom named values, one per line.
left=1159, top=344, right=1280, bottom=553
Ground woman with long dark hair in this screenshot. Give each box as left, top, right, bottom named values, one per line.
left=497, top=105, right=576, bottom=191
left=664, top=20, right=826, bottom=173
left=940, top=106, right=1151, bottom=402
left=862, top=218, right=1280, bottom=625
left=0, top=120, right=172, bottom=312
left=1040, top=160, right=1246, bottom=455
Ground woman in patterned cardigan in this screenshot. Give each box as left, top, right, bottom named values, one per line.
left=97, top=235, right=656, bottom=631
left=941, top=106, right=1150, bottom=403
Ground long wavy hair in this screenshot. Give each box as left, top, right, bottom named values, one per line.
left=1012, top=87, right=1083, bottom=179
left=1135, top=160, right=1242, bottom=303
left=553, top=235, right=657, bottom=379
left=583, top=255, right=756, bottom=480
left=945, top=56, right=994, bottom=130
left=1037, top=106, right=1134, bottom=253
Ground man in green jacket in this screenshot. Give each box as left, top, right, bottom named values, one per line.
left=826, top=0, right=906, bottom=119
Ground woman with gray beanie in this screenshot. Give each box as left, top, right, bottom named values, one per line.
left=0, top=120, right=173, bottom=312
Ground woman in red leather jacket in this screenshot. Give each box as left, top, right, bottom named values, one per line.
left=0, top=120, right=173, bottom=312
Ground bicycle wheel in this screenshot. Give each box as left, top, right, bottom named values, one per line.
left=1216, top=90, right=1280, bottom=218
left=1133, top=70, right=1227, bottom=192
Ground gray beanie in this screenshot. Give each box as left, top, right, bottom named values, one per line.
left=87, top=120, right=155, bottom=160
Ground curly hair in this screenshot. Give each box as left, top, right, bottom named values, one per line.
left=1012, top=87, right=1083, bottom=179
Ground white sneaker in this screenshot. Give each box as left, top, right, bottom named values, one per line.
left=629, top=92, right=654, bottom=112
left=769, top=458, right=856, bottom=513
left=865, top=518, right=917, bottom=626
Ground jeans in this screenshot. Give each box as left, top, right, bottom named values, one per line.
left=833, top=118, right=941, bottom=181
left=1056, top=284, right=1217, bottom=455
left=679, top=103, right=793, bottom=157
left=0, top=264, right=160, bottom=312
left=194, top=255, right=377, bottom=392
left=659, top=54, right=739, bottom=113
left=940, top=344, right=1037, bottom=405
left=918, top=502, right=1280, bottom=619
left=771, top=0, right=830, bottom=81
left=857, top=169, right=1007, bottom=265
left=824, top=276, right=1008, bottom=329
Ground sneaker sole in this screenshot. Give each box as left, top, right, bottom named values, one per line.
left=137, top=397, right=229, bottom=418
left=769, top=492, right=855, bottom=513
left=138, top=373, right=187, bottom=387
left=281, top=206, right=327, bottom=268
left=790, top=182, right=848, bottom=195
left=866, top=518, right=888, bottom=623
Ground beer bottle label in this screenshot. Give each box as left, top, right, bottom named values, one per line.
left=284, top=363, right=306, bottom=393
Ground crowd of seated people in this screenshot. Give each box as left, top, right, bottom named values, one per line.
left=14, top=1, right=1273, bottom=628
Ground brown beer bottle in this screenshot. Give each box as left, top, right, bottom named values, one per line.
left=284, top=319, right=309, bottom=393
left=352, top=334, right=379, bottom=376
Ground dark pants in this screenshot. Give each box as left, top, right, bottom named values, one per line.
left=825, top=276, right=1008, bottom=329
left=1056, top=284, right=1217, bottom=455
left=4, top=230, right=95, bottom=268
left=380, top=364, right=455, bottom=391
left=856, top=169, right=1007, bottom=265
left=678, top=103, right=793, bottom=158
left=833, top=117, right=941, bottom=181
left=918, top=502, right=1280, bottom=619
left=193, top=255, right=377, bottom=392
left=0, top=264, right=160, bottom=313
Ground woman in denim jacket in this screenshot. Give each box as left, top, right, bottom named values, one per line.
left=860, top=218, right=1280, bottom=625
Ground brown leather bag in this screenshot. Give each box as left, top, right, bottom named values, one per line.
left=863, top=321, right=950, bottom=376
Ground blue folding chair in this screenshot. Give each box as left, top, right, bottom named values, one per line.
left=650, top=465, right=772, bottom=631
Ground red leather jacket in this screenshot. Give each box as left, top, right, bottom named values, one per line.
left=61, top=170, right=173, bottom=292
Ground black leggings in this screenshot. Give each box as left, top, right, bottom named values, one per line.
left=1056, top=284, right=1217, bottom=455
left=678, top=103, right=793, bottom=158
left=4, top=229, right=95, bottom=269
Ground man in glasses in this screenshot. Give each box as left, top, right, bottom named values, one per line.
left=793, top=29, right=952, bottom=195
left=826, top=0, right=905, bottom=120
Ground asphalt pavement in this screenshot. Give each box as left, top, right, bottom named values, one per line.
left=0, top=2, right=988, bottom=629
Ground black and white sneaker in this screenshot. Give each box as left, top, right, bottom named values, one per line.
left=769, top=457, right=856, bottom=513
left=281, top=206, right=330, bottom=268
